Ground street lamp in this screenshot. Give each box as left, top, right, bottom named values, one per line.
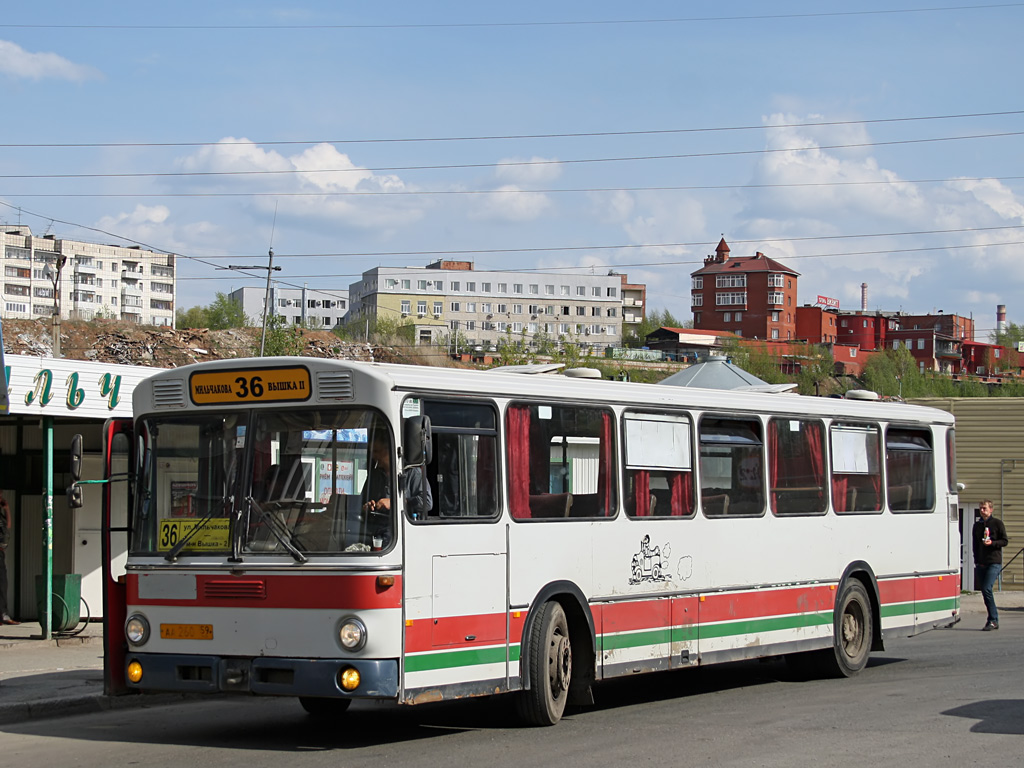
left=42, top=254, right=67, bottom=358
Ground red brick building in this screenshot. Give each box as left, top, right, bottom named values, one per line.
left=690, top=239, right=799, bottom=340
left=795, top=305, right=840, bottom=344
left=835, top=311, right=900, bottom=351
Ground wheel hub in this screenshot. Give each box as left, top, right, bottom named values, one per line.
left=553, top=635, right=571, bottom=693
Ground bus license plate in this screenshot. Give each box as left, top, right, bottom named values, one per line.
left=160, top=623, right=214, bottom=640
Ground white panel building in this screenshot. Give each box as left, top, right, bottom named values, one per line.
left=1, top=225, right=176, bottom=327
left=228, top=285, right=349, bottom=329
left=347, top=260, right=636, bottom=353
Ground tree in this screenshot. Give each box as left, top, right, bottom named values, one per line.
left=176, top=292, right=247, bottom=330
left=252, top=314, right=305, bottom=357
left=496, top=327, right=533, bottom=366
left=795, top=343, right=835, bottom=396
left=863, top=347, right=923, bottom=398
left=622, top=307, right=688, bottom=347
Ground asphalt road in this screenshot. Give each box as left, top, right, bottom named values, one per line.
left=3, top=599, right=1021, bottom=768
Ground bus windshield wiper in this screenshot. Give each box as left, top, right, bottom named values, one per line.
left=245, top=496, right=308, bottom=563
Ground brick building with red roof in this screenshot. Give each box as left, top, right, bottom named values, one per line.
left=690, top=238, right=800, bottom=341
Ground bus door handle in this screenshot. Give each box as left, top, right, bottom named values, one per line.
left=465, top=635, right=476, bottom=641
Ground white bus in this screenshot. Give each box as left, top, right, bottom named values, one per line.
left=87, top=358, right=960, bottom=726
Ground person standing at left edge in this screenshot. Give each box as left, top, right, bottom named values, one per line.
left=0, top=492, right=19, bottom=625
left=973, top=499, right=1008, bottom=631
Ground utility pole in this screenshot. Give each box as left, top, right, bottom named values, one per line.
left=221, top=248, right=280, bottom=357
left=43, top=255, right=67, bottom=357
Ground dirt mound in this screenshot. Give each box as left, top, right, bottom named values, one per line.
left=1, top=319, right=396, bottom=368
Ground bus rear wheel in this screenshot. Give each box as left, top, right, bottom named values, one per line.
left=517, top=601, right=572, bottom=726
left=299, top=696, right=352, bottom=719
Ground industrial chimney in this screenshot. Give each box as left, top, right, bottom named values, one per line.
left=861, top=283, right=868, bottom=312
left=997, top=304, right=1007, bottom=335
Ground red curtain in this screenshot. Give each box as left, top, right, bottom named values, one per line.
left=599, top=412, right=614, bottom=516
left=507, top=406, right=531, bottom=518
left=832, top=475, right=849, bottom=512
left=868, top=435, right=882, bottom=509
left=670, top=471, right=693, bottom=516
left=768, top=421, right=782, bottom=514
left=634, top=470, right=650, bottom=517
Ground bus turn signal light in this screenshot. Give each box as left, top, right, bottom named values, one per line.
left=128, top=661, right=143, bottom=683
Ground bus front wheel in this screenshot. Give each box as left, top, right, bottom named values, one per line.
left=517, top=601, right=572, bottom=726
left=831, top=580, right=872, bottom=677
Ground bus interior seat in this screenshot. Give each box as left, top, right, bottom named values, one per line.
left=529, top=493, right=573, bottom=518
left=702, top=493, right=730, bottom=516
left=888, top=484, right=913, bottom=511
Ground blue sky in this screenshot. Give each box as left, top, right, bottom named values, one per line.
left=1, top=2, right=1022, bottom=337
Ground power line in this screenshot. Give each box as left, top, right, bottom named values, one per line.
left=3, top=175, right=1021, bottom=200
left=1, top=131, right=1021, bottom=181
left=2, top=5, right=1021, bottom=31
left=0, top=110, right=1020, bottom=149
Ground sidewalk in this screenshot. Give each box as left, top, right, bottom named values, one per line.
left=1, top=592, right=1020, bottom=725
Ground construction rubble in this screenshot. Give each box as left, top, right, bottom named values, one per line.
left=1, top=319, right=396, bottom=369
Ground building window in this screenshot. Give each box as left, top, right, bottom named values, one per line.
left=606, top=307, right=617, bottom=317
left=694, top=312, right=701, bottom=325
left=692, top=277, right=703, bottom=289
left=771, top=329, right=779, bottom=339
left=716, top=275, right=746, bottom=288
left=418, top=280, right=427, bottom=290
left=530, top=284, right=539, bottom=294
left=417, top=301, right=427, bottom=315
left=498, top=283, right=507, bottom=293
left=734, top=312, right=742, bottom=321
left=723, top=312, right=732, bottom=322
left=401, top=300, right=411, bottom=314
left=716, top=292, right=746, bottom=306
left=466, top=302, right=476, bottom=312
left=545, top=285, right=554, bottom=295
left=481, top=303, right=492, bottom=313
left=497, top=303, right=508, bottom=314
left=512, top=304, right=522, bottom=314
left=451, top=281, right=460, bottom=292
left=692, top=294, right=703, bottom=307
left=576, top=306, right=586, bottom=316
left=433, top=302, right=443, bottom=315
left=576, top=285, right=586, bottom=296
left=513, top=283, right=523, bottom=294
left=592, top=287, right=601, bottom=297
left=592, top=307, right=601, bottom=317
left=771, top=311, right=780, bottom=321
left=561, top=306, right=570, bottom=315
left=917, top=338, right=925, bottom=350
left=768, top=292, right=784, bottom=305
left=768, top=274, right=784, bottom=288
left=482, top=282, right=492, bottom=292
left=386, top=278, right=398, bottom=289
left=467, top=281, right=476, bottom=292
left=607, top=287, right=618, bottom=297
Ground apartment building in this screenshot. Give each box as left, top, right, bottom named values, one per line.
left=1, top=225, right=176, bottom=327
left=228, top=285, right=349, bottom=329
left=348, top=261, right=634, bottom=353
left=690, top=239, right=800, bottom=340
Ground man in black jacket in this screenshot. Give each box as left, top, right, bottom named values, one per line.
left=973, top=499, right=1009, bottom=630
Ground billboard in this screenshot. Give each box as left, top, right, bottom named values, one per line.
left=816, top=295, right=840, bottom=309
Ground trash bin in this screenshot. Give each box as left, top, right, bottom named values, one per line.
left=35, top=574, right=82, bottom=632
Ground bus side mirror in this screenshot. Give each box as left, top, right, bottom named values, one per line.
left=403, top=415, right=433, bottom=468
left=70, top=433, right=83, bottom=482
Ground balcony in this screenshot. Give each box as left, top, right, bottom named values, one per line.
left=75, top=261, right=98, bottom=274
left=122, top=283, right=143, bottom=297
left=121, top=305, right=142, bottom=315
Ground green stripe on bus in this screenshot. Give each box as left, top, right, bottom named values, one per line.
left=405, top=644, right=521, bottom=673
left=880, top=597, right=958, bottom=618
left=601, top=612, right=831, bottom=652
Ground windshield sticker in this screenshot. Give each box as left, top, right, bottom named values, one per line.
left=157, top=518, right=230, bottom=552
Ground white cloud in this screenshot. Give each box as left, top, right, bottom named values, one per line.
left=494, top=157, right=563, bottom=184
left=0, top=40, right=99, bottom=81
left=728, top=114, right=1024, bottom=320
left=471, top=186, right=552, bottom=222
left=177, top=139, right=423, bottom=230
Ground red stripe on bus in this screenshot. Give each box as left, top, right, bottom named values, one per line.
left=696, top=585, right=836, bottom=624
left=879, top=575, right=959, bottom=603
left=127, top=573, right=402, bottom=610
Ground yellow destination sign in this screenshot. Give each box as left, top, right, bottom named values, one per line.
left=189, top=366, right=311, bottom=405
left=157, top=518, right=231, bottom=552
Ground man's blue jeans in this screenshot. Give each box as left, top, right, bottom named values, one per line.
left=975, top=563, right=1000, bottom=624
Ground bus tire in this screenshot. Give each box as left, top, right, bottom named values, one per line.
left=517, top=601, right=572, bottom=726
left=829, top=580, right=873, bottom=677
left=299, top=696, right=352, bottom=718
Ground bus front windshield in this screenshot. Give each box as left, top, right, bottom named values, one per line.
left=131, top=408, right=395, bottom=558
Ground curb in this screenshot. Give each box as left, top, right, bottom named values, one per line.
left=0, top=691, right=209, bottom=726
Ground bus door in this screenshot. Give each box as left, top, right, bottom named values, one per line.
left=101, top=419, right=134, bottom=695
left=400, top=401, right=508, bottom=698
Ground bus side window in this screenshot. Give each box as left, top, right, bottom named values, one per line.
left=418, top=400, right=500, bottom=520
left=699, top=416, right=765, bottom=518
left=507, top=402, right=617, bottom=520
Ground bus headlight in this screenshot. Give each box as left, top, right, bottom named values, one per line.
left=338, top=617, right=367, bottom=651
left=126, top=614, right=150, bottom=646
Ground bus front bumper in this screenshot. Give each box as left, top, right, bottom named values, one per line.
left=125, top=653, right=399, bottom=699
